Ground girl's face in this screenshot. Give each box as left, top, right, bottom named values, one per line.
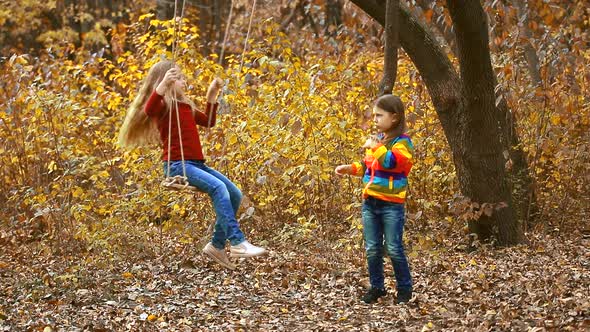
left=372, top=106, right=399, bottom=133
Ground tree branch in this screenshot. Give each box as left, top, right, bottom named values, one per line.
left=378, top=0, right=399, bottom=96
left=350, top=0, right=462, bottom=136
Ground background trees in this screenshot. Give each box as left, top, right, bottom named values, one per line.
left=0, top=1, right=588, bottom=329
left=1, top=0, right=588, bottom=250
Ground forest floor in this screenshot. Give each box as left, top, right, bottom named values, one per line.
left=1, top=228, right=589, bottom=331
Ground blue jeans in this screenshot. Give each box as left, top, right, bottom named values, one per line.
left=362, top=196, right=412, bottom=291
left=164, top=160, right=245, bottom=249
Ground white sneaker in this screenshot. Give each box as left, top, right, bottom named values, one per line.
left=202, top=242, right=236, bottom=270
left=230, top=240, right=267, bottom=258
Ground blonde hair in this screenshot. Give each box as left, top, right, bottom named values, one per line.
left=118, top=60, right=197, bottom=148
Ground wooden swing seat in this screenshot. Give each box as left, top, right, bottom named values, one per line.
left=161, top=175, right=202, bottom=193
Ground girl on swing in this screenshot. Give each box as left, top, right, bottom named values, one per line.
left=118, top=60, right=267, bottom=270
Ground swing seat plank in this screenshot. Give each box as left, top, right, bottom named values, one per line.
left=161, top=175, right=202, bottom=193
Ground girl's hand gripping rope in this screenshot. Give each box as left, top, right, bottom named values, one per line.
left=156, top=68, right=181, bottom=95
left=206, top=77, right=224, bottom=103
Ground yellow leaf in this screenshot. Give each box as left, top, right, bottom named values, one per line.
left=424, top=156, right=436, bottom=165
left=48, top=160, right=57, bottom=173
left=138, top=13, right=155, bottom=21
left=72, top=187, right=84, bottom=198
left=36, top=194, right=47, bottom=204
left=16, top=56, right=28, bottom=65
left=148, top=314, right=158, bottom=322
left=122, top=272, right=133, bottom=279
left=422, top=322, right=434, bottom=331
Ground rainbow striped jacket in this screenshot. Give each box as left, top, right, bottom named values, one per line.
left=351, top=134, right=414, bottom=204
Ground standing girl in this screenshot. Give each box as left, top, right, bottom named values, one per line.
left=335, top=94, right=414, bottom=304
left=119, top=60, right=266, bottom=270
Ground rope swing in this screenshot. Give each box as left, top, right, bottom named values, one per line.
left=160, top=0, right=257, bottom=193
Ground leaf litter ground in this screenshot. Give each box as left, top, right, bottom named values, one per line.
left=0, top=232, right=588, bottom=331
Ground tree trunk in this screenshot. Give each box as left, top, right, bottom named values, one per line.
left=212, top=0, right=223, bottom=60
left=325, top=0, right=343, bottom=35
left=512, top=0, right=542, bottom=86
left=446, top=1, right=521, bottom=245
left=351, top=0, right=525, bottom=245
left=378, top=0, right=399, bottom=96
left=299, top=0, right=321, bottom=36
left=156, top=0, right=175, bottom=20
left=497, top=87, right=538, bottom=227
left=414, top=0, right=457, bottom=54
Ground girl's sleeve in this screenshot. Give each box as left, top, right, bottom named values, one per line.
left=144, top=91, right=166, bottom=117
left=194, top=102, right=218, bottom=127
left=371, top=137, right=414, bottom=173
left=351, top=160, right=366, bottom=177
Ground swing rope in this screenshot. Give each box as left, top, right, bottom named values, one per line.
left=218, top=0, right=235, bottom=66
left=162, top=0, right=257, bottom=193
left=239, top=0, right=257, bottom=74
left=206, top=0, right=257, bottom=129
left=162, top=0, right=198, bottom=192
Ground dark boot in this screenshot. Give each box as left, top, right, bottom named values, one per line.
left=395, top=289, right=412, bottom=304
left=361, top=287, right=387, bottom=304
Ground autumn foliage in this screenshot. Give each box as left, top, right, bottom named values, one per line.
left=1, top=3, right=588, bottom=251
left=0, top=1, right=589, bottom=330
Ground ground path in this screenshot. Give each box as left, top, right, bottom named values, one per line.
left=1, top=233, right=588, bottom=331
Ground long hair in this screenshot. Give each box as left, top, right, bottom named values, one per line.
left=375, top=94, right=406, bottom=139
left=118, top=60, right=196, bottom=148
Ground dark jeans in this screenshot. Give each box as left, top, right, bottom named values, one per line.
left=165, top=160, right=245, bottom=249
left=362, top=196, right=412, bottom=291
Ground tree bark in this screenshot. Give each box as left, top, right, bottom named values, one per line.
left=299, top=0, right=321, bottom=37
left=512, top=0, right=542, bottom=86
left=378, top=0, right=399, bottom=96
left=325, top=0, right=343, bottom=35
left=351, top=0, right=525, bottom=245
left=414, top=0, right=457, bottom=54
left=156, top=0, right=175, bottom=20
left=446, top=0, right=521, bottom=245
left=212, top=0, right=224, bottom=60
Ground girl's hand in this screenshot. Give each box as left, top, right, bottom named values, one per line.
left=335, top=165, right=353, bottom=176
left=156, top=68, right=180, bottom=95
left=206, top=77, right=224, bottom=103
left=362, top=135, right=380, bottom=149
left=208, top=77, right=224, bottom=92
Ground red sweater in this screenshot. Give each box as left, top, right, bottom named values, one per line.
left=144, top=91, right=217, bottom=161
